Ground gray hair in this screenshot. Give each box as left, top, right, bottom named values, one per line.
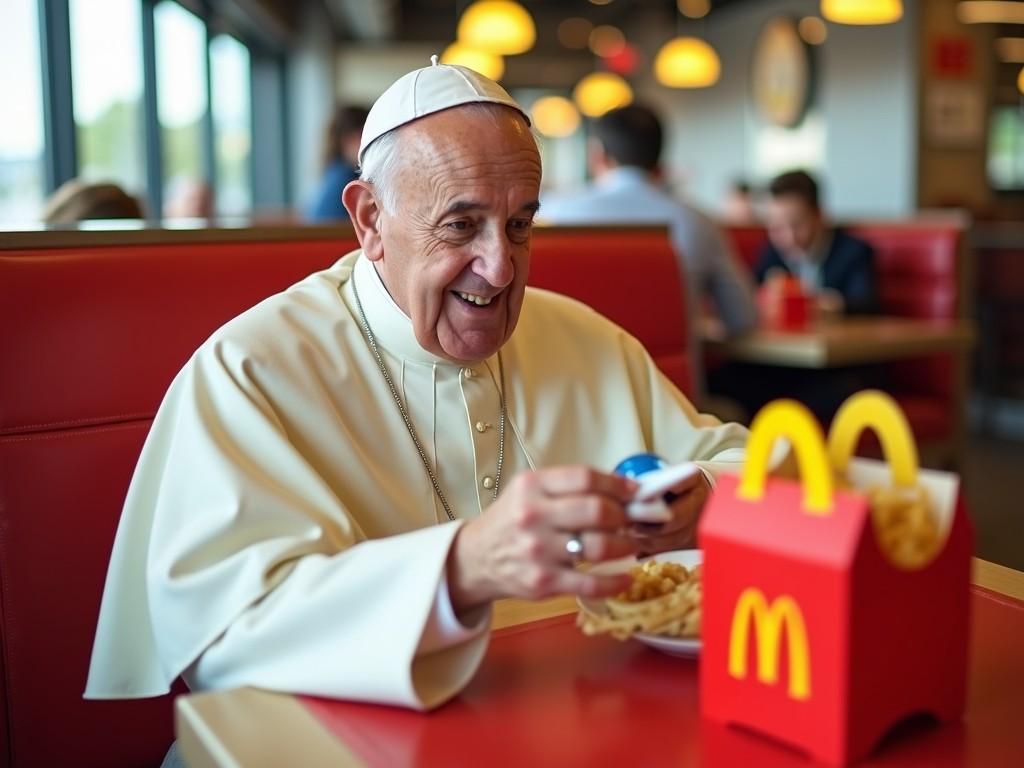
left=358, top=103, right=541, bottom=215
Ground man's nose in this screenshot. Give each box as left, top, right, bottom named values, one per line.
left=474, top=228, right=515, bottom=288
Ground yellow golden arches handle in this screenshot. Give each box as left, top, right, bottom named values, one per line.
left=827, top=390, right=919, bottom=488
left=737, top=399, right=833, bottom=514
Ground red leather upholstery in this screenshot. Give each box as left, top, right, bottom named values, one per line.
left=723, top=223, right=965, bottom=446
left=528, top=227, right=693, bottom=398
left=850, top=224, right=962, bottom=411
left=724, top=225, right=765, bottom=272
left=0, top=232, right=358, bottom=767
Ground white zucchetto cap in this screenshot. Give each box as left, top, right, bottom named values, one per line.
left=358, top=55, right=530, bottom=166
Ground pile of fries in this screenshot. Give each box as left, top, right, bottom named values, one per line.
left=865, top=483, right=940, bottom=569
left=779, top=457, right=943, bottom=569
left=577, top=560, right=701, bottom=641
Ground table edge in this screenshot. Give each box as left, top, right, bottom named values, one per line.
left=177, top=686, right=365, bottom=768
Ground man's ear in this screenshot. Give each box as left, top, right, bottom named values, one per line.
left=343, top=180, right=384, bottom=261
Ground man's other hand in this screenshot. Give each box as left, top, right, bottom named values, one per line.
left=630, top=469, right=712, bottom=557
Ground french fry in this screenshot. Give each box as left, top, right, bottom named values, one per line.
left=865, top=483, right=940, bottom=568
left=577, top=561, right=702, bottom=640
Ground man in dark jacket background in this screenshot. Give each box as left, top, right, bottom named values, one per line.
left=755, top=170, right=878, bottom=316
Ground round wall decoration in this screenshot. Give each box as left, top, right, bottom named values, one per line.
left=751, top=17, right=814, bottom=128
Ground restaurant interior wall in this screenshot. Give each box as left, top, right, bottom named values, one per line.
left=917, top=0, right=998, bottom=212
left=627, top=0, right=918, bottom=219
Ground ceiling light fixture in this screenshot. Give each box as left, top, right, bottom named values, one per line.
left=654, top=36, right=721, bottom=88
left=589, top=25, right=627, bottom=57
left=821, top=0, right=903, bottom=25
left=440, top=43, right=505, bottom=80
left=530, top=96, right=582, bottom=137
left=457, top=1, right=536, bottom=56
left=678, top=0, right=711, bottom=19
left=798, top=16, right=829, bottom=45
left=573, top=72, right=634, bottom=117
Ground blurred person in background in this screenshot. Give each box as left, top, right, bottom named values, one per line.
left=756, top=170, right=878, bottom=316
left=711, top=170, right=883, bottom=422
left=165, top=177, right=214, bottom=219
left=540, top=104, right=757, bottom=399
left=42, top=179, right=144, bottom=224
left=721, top=179, right=759, bottom=224
left=305, top=104, right=369, bottom=222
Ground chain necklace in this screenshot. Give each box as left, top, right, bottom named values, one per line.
left=350, top=276, right=506, bottom=522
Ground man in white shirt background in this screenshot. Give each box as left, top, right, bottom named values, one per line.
left=540, top=104, right=758, bottom=400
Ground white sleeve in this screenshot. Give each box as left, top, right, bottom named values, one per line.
left=90, top=338, right=493, bottom=710
left=185, top=521, right=491, bottom=711
left=419, top=573, right=491, bottom=655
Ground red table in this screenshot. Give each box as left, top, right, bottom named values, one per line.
left=177, top=560, right=1024, bottom=767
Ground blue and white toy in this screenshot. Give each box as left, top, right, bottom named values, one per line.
left=614, top=453, right=703, bottom=524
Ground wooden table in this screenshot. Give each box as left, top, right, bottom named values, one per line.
left=176, top=558, right=1024, bottom=767
left=702, top=317, right=975, bottom=368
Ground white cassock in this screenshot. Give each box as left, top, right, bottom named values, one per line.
left=86, top=251, right=748, bottom=710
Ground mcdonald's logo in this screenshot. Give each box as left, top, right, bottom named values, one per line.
left=728, top=588, right=811, bottom=700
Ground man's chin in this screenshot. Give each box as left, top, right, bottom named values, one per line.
left=437, top=330, right=507, bottom=364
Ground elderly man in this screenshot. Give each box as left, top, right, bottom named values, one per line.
left=86, top=60, right=747, bottom=715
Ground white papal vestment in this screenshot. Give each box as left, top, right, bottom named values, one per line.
left=86, top=251, right=748, bottom=709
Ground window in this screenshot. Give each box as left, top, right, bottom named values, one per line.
left=70, top=0, right=145, bottom=195
left=988, top=105, right=1024, bottom=192
left=210, top=35, right=252, bottom=216
left=155, top=1, right=208, bottom=216
left=0, top=0, right=45, bottom=223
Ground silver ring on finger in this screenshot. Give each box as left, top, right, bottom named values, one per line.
left=565, top=532, right=584, bottom=565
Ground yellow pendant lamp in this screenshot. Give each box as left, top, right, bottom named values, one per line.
left=440, top=43, right=505, bottom=81
left=457, top=1, right=536, bottom=56
left=1018, top=66, right=1024, bottom=94
left=821, top=0, right=903, bottom=25
left=530, top=96, right=581, bottom=138
left=654, top=36, right=721, bottom=88
left=573, top=72, right=634, bottom=118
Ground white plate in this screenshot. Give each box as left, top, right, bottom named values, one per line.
left=577, top=549, right=702, bottom=658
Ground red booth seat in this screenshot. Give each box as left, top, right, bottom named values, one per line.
left=0, top=223, right=688, bottom=766
left=724, top=221, right=968, bottom=461
left=528, top=226, right=693, bottom=399
left=0, top=228, right=358, bottom=768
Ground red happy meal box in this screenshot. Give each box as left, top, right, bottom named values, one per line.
left=698, top=390, right=972, bottom=766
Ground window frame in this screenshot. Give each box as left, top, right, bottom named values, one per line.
left=31, top=0, right=289, bottom=218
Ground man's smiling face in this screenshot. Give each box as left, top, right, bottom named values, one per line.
left=369, top=105, right=541, bottom=363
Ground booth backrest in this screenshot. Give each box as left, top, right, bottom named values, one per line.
left=0, top=229, right=358, bottom=767
left=528, top=226, right=693, bottom=398
left=724, top=225, right=765, bottom=272
left=849, top=223, right=965, bottom=401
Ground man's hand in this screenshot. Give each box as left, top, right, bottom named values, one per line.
left=630, top=470, right=712, bottom=556
left=447, top=467, right=640, bottom=612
